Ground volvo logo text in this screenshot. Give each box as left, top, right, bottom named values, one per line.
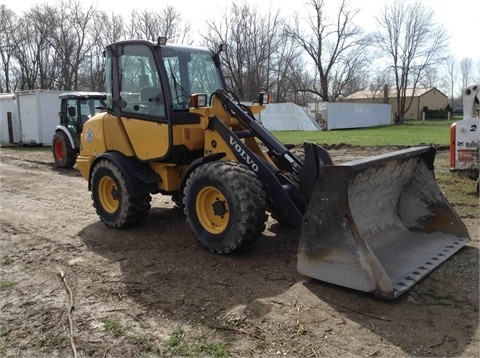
left=229, top=136, right=259, bottom=172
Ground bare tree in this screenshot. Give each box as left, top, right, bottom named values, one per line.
left=83, top=11, right=127, bottom=91
left=459, top=57, right=474, bottom=89
left=47, top=0, right=98, bottom=90
left=11, top=1, right=99, bottom=91
left=374, top=0, right=448, bottom=123
left=203, top=3, right=288, bottom=101
left=15, top=4, right=58, bottom=90
left=270, top=39, right=312, bottom=103
left=444, top=57, right=457, bottom=107
left=127, top=7, right=192, bottom=44
left=95, top=11, right=127, bottom=45
left=286, top=0, right=371, bottom=102
left=0, top=5, right=19, bottom=92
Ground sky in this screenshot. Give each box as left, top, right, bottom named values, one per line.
left=2, top=0, right=479, bottom=60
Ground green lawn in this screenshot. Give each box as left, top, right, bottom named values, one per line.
left=272, top=119, right=455, bottom=147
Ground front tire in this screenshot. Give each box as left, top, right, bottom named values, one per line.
left=183, top=161, right=267, bottom=254
left=91, top=160, right=151, bottom=228
left=53, top=131, right=76, bottom=168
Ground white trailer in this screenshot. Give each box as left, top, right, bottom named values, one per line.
left=312, top=102, right=392, bottom=130
left=16, top=90, right=63, bottom=146
left=1, top=89, right=64, bottom=146
left=0, top=94, right=21, bottom=145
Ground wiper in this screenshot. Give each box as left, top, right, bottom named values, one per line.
left=167, top=60, right=190, bottom=108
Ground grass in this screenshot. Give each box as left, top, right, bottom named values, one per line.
left=435, top=165, right=479, bottom=218
left=101, top=318, right=123, bottom=337
left=0, top=281, right=17, bottom=289
left=272, top=119, right=454, bottom=147
left=272, top=118, right=478, bottom=222
left=438, top=178, right=478, bottom=217
left=0, top=119, right=453, bottom=149
left=164, top=329, right=228, bottom=357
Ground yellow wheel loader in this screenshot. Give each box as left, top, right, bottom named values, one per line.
left=77, top=39, right=470, bottom=299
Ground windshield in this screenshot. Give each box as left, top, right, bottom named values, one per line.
left=161, top=46, right=224, bottom=109
left=80, top=98, right=106, bottom=119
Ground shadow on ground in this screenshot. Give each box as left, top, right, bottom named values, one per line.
left=79, top=207, right=478, bottom=357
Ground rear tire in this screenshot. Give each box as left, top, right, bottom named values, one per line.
left=183, top=161, right=267, bottom=253
left=91, top=160, right=151, bottom=228
left=53, top=131, right=76, bottom=168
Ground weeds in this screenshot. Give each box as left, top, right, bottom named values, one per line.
left=164, top=329, right=228, bottom=357
left=102, top=319, right=123, bottom=337
left=0, top=281, right=16, bottom=289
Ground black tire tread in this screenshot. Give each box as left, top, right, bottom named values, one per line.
left=91, top=160, right=151, bottom=228
left=183, top=161, right=267, bottom=254
left=53, top=131, right=76, bottom=169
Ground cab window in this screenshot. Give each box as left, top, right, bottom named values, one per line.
left=118, top=44, right=166, bottom=118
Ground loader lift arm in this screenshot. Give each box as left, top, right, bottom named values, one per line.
left=211, top=89, right=334, bottom=227
left=214, top=89, right=304, bottom=173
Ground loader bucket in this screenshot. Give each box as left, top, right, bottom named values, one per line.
left=297, top=145, right=470, bottom=300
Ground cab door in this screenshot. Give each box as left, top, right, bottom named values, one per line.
left=107, top=41, right=170, bottom=160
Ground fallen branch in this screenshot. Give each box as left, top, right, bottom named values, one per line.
left=296, top=305, right=303, bottom=334
left=231, top=327, right=266, bottom=340
left=57, top=267, right=78, bottom=358
left=429, top=335, right=448, bottom=348
left=307, top=343, right=318, bottom=358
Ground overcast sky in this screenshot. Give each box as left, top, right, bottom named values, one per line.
left=3, top=0, right=479, bottom=60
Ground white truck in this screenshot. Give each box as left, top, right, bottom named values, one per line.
left=450, top=84, right=480, bottom=195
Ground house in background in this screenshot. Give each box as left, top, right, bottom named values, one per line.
left=343, top=87, right=448, bottom=120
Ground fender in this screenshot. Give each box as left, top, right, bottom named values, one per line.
left=54, top=125, right=76, bottom=149
left=89, top=151, right=160, bottom=196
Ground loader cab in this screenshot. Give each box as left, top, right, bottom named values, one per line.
left=105, top=40, right=225, bottom=122
left=104, top=39, right=226, bottom=161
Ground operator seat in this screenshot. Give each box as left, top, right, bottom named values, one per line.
left=140, top=87, right=165, bottom=116
left=141, top=87, right=163, bottom=103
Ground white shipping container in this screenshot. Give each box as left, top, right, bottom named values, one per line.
left=17, top=90, right=63, bottom=146
left=314, top=102, right=392, bottom=130
left=0, top=94, right=21, bottom=145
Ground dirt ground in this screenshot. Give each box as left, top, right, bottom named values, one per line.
left=0, top=146, right=478, bottom=358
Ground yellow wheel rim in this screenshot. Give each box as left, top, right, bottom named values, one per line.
left=196, top=186, right=229, bottom=234
left=98, top=176, right=119, bottom=214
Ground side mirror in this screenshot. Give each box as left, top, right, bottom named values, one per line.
left=257, top=92, right=271, bottom=106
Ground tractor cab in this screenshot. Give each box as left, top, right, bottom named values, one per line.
left=59, top=92, right=107, bottom=143
left=53, top=92, right=106, bottom=168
